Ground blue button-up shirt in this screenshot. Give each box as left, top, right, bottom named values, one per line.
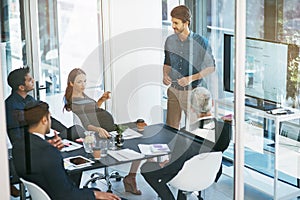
left=5, top=92, right=37, bottom=142
left=164, top=32, right=215, bottom=88
left=5, top=91, right=68, bottom=143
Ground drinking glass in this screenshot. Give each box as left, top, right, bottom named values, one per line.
left=109, top=136, right=117, bottom=150
left=83, top=131, right=95, bottom=153
left=99, top=140, right=108, bottom=157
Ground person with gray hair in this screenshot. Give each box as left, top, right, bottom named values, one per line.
left=190, top=87, right=212, bottom=117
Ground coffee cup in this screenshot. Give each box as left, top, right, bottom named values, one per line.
left=136, top=119, right=147, bottom=131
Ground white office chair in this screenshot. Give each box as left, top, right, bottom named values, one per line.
left=168, top=151, right=222, bottom=200
left=19, top=178, right=51, bottom=200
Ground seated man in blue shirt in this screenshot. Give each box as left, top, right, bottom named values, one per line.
left=5, top=66, right=84, bottom=145
left=12, top=101, right=121, bottom=200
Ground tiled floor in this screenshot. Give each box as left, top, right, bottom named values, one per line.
left=10, top=161, right=300, bottom=200
left=78, top=162, right=269, bottom=200
left=78, top=160, right=300, bottom=200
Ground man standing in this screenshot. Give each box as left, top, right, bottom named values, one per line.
left=12, top=101, right=121, bottom=200
left=163, top=5, right=215, bottom=129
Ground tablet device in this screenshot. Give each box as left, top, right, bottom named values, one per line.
left=64, top=155, right=94, bottom=169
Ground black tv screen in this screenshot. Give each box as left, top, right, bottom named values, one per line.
left=223, top=34, right=298, bottom=109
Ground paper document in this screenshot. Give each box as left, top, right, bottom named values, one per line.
left=60, top=139, right=83, bottom=152
left=122, top=128, right=143, bottom=140
left=138, top=144, right=170, bottom=156
left=108, top=148, right=144, bottom=161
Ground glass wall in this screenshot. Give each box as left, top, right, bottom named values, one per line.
left=37, top=0, right=102, bottom=126
left=1, top=0, right=27, bottom=98
left=200, top=0, right=300, bottom=198
left=2, top=0, right=300, bottom=198
left=38, top=0, right=60, bottom=95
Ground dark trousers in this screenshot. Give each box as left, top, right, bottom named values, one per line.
left=141, top=162, right=222, bottom=200
left=141, top=162, right=177, bottom=200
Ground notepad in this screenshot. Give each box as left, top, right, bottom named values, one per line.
left=60, top=139, right=83, bottom=152
left=108, top=149, right=145, bottom=161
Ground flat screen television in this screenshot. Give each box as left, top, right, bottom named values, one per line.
left=223, top=34, right=299, bottom=110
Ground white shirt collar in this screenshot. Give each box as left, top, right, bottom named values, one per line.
left=32, top=132, right=45, bottom=140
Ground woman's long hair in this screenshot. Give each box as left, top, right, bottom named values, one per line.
left=63, top=68, right=86, bottom=111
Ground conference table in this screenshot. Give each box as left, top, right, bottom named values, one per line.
left=61, top=123, right=185, bottom=191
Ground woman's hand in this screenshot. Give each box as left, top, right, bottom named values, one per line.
left=97, top=127, right=110, bottom=138
left=97, top=91, right=111, bottom=107
left=100, top=91, right=111, bottom=101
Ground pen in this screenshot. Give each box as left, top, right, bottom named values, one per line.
left=64, top=143, right=73, bottom=147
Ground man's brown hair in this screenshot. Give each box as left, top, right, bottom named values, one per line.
left=171, top=5, right=191, bottom=24
left=24, top=101, right=50, bottom=126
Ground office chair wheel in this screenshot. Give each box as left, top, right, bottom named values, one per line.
left=83, top=173, right=106, bottom=188
left=115, top=172, right=122, bottom=181
left=91, top=172, right=105, bottom=179
left=116, top=177, right=122, bottom=181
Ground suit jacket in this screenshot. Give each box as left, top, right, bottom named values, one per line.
left=12, top=133, right=95, bottom=200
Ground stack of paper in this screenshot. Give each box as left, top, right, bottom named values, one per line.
left=138, top=144, right=170, bottom=155
left=108, top=148, right=145, bottom=161
left=122, top=129, right=143, bottom=140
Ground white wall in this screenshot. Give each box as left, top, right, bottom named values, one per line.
left=102, top=0, right=164, bottom=124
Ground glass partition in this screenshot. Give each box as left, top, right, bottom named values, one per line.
left=201, top=0, right=300, bottom=199
left=0, top=0, right=27, bottom=98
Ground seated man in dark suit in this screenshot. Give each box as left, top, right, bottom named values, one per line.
left=12, top=101, right=121, bottom=200
left=140, top=87, right=231, bottom=200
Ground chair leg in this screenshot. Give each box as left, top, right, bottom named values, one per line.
left=197, top=191, right=203, bottom=200
left=19, top=183, right=27, bottom=200
left=177, top=190, right=187, bottom=200
left=214, top=165, right=222, bottom=183
left=83, top=168, right=123, bottom=192
left=104, top=167, right=113, bottom=193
